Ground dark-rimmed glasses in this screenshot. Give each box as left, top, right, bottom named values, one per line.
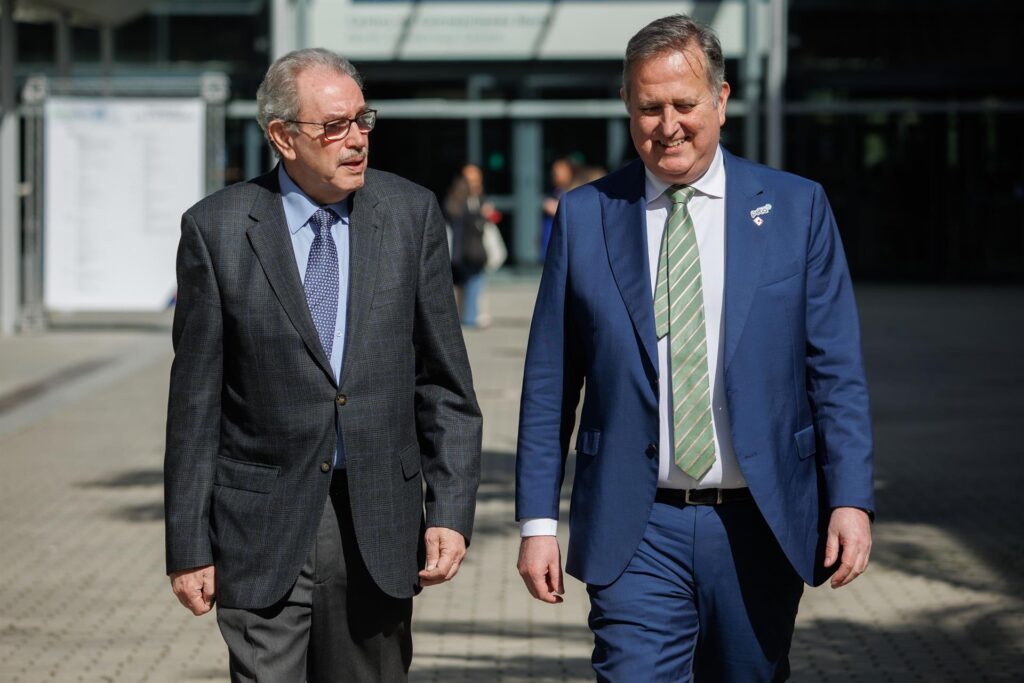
left=285, top=109, right=377, bottom=141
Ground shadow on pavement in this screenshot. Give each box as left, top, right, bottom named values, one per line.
left=183, top=667, right=230, bottom=680
left=859, top=287, right=1024, bottom=599
left=474, top=450, right=576, bottom=540
left=791, top=605, right=1022, bottom=681
left=80, top=468, right=163, bottom=488
left=410, top=655, right=592, bottom=681
left=113, top=502, right=164, bottom=522
left=414, top=619, right=592, bottom=644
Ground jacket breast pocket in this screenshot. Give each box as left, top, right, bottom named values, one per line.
left=758, top=261, right=801, bottom=288
left=575, top=429, right=601, bottom=456
left=214, top=456, right=280, bottom=493
left=793, top=425, right=816, bottom=461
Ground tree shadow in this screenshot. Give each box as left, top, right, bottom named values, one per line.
left=414, top=619, right=592, bottom=644
left=472, top=450, right=576, bottom=540
left=411, top=620, right=592, bottom=681
left=109, top=502, right=164, bottom=523
left=486, top=315, right=532, bottom=329
left=80, top=468, right=163, bottom=488
left=0, top=357, right=111, bottom=413
left=790, top=603, right=1022, bottom=681
left=859, top=286, right=1024, bottom=599
left=410, top=655, right=592, bottom=681
left=181, top=668, right=229, bottom=681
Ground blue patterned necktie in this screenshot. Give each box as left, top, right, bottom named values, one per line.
left=304, top=208, right=340, bottom=361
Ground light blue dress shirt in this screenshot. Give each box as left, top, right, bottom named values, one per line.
left=278, top=164, right=350, bottom=467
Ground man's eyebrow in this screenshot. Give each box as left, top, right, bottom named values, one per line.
left=635, top=98, right=698, bottom=109
left=321, top=108, right=368, bottom=121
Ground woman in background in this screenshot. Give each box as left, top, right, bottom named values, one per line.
left=445, top=164, right=494, bottom=328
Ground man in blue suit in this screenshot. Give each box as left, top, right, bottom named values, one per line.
left=516, top=14, right=873, bottom=682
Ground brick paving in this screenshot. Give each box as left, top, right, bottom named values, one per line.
left=0, top=281, right=1021, bottom=681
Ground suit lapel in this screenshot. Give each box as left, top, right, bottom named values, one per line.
left=246, top=168, right=335, bottom=383
left=601, top=161, right=658, bottom=376
left=722, top=150, right=770, bottom=370
left=339, top=175, right=383, bottom=388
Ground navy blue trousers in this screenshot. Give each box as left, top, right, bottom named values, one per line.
left=587, top=498, right=804, bottom=682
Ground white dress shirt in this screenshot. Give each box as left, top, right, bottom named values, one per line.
left=645, top=146, right=745, bottom=491
left=521, top=146, right=745, bottom=538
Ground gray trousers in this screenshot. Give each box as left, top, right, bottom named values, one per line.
left=216, top=474, right=413, bottom=682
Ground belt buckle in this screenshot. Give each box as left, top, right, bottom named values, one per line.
left=684, top=488, right=723, bottom=505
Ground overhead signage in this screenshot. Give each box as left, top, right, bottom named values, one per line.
left=290, top=1, right=762, bottom=60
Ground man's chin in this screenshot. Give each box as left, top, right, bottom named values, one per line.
left=652, top=165, right=694, bottom=186
left=337, top=172, right=365, bottom=191
left=654, top=157, right=707, bottom=186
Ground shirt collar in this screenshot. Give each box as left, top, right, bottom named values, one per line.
left=644, top=144, right=725, bottom=205
left=278, top=164, right=349, bottom=235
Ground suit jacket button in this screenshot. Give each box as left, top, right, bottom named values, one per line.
left=320, top=461, right=331, bottom=473
left=646, top=443, right=658, bottom=457
left=335, top=393, right=347, bottom=406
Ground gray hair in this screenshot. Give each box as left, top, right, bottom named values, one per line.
left=256, top=48, right=364, bottom=150
left=622, top=14, right=725, bottom=103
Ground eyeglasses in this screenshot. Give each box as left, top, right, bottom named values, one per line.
left=285, top=109, right=377, bottom=141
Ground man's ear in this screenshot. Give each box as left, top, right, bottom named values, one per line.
left=267, top=120, right=296, bottom=161
left=716, top=81, right=731, bottom=126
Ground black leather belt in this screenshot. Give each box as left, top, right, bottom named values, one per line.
left=656, top=487, right=752, bottom=506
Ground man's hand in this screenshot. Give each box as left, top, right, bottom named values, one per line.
left=419, top=527, right=467, bottom=587
left=824, top=507, right=873, bottom=589
left=517, top=536, right=564, bottom=604
left=170, top=564, right=216, bottom=615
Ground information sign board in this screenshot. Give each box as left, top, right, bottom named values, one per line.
left=44, top=97, right=205, bottom=312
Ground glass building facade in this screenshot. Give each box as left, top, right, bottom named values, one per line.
left=10, top=0, right=1023, bottom=279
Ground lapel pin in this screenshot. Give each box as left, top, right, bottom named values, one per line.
left=750, top=203, right=772, bottom=227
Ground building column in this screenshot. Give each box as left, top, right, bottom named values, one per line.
left=55, top=10, right=72, bottom=78
left=1, top=0, right=19, bottom=334
left=466, top=75, right=494, bottom=168
left=742, top=0, right=763, bottom=162
left=766, top=0, right=788, bottom=169
left=244, top=119, right=264, bottom=181
left=606, top=117, right=628, bottom=172
left=512, top=119, right=541, bottom=266
left=100, top=23, right=115, bottom=80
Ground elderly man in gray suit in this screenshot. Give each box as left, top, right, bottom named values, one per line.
left=163, top=48, right=481, bottom=682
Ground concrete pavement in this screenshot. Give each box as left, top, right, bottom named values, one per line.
left=0, top=281, right=1021, bottom=681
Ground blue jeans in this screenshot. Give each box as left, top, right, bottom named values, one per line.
left=460, top=272, right=485, bottom=326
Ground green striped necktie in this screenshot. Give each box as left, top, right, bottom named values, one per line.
left=653, top=185, right=716, bottom=480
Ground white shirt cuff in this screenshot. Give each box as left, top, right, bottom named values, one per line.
left=520, top=517, right=558, bottom=537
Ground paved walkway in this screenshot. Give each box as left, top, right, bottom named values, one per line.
left=0, top=281, right=1021, bottom=681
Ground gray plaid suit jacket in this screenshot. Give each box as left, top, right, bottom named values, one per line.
left=164, top=166, right=481, bottom=610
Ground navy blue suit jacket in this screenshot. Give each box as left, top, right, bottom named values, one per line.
left=515, top=149, right=873, bottom=587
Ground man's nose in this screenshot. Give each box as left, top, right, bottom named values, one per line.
left=346, top=124, right=368, bottom=148
left=658, top=108, right=680, bottom=137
